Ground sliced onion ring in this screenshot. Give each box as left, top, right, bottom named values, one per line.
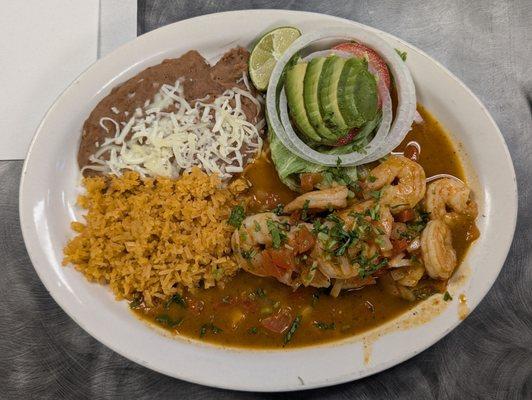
left=266, top=28, right=416, bottom=166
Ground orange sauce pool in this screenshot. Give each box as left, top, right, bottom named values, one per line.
left=134, top=105, right=478, bottom=348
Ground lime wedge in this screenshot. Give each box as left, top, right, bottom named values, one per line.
left=249, top=26, right=301, bottom=91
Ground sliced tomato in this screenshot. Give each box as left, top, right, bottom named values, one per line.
left=292, top=226, right=316, bottom=254
left=300, top=172, right=323, bottom=192
left=395, top=209, right=415, bottom=223
left=260, top=308, right=293, bottom=333
left=333, top=42, right=391, bottom=90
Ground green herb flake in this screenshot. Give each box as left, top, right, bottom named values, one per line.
left=301, top=200, right=310, bottom=221
left=248, top=327, right=258, bottom=335
left=283, top=315, right=302, bottom=345
left=367, top=175, right=377, bottom=183
left=313, top=321, right=336, bottom=330
left=395, top=48, right=408, bottom=61
left=165, top=293, right=187, bottom=310
left=272, top=203, right=285, bottom=216
left=155, top=314, right=183, bottom=328
left=255, top=288, right=267, bottom=298
left=199, top=323, right=223, bottom=338
left=241, top=249, right=256, bottom=260
left=129, top=297, right=142, bottom=309
left=267, top=219, right=287, bottom=249
left=443, top=291, right=453, bottom=302
left=254, top=221, right=261, bottom=232
left=228, top=204, right=245, bottom=228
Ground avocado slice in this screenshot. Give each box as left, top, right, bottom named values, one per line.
left=338, top=58, right=366, bottom=127
left=285, top=63, right=322, bottom=143
left=318, top=55, right=349, bottom=135
left=352, top=69, right=379, bottom=123
left=303, top=57, right=338, bottom=143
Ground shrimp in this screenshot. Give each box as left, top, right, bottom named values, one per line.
left=424, top=178, right=478, bottom=223
left=421, top=219, right=457, bottom=280
left=231, top=213, right=324, bottom=287
left=284, top=186, right=348, bottom=213
left=365, top=155, right=426, bottom=213
left=390, top=263, right=425, bottom=287
left=339, top=199, right=394, bottom=237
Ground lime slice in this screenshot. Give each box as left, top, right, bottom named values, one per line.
left=249, top=26, right=301, bottom=91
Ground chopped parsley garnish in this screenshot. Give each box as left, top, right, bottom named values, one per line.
left=369, top=189, right=383, bottom=200
left=266, top=219, right=287, bottom=249
left=228, top=204, right=245, bottom=228
left=165, top=293, right=187, bottom=309
left=357, top=254, right=389, bottom=278
left=199, top=323, right=223, bottom=338
left=325, top=213, right=359, bottom=257
left=312, top=220, right=329, bottom=235
left=241, top=249, right=256, bottom=260
left=129, top=296, right=142, bottom=309
left=367, top=175, right=377, bottom=183
left=155, top=314, right=183, bottom=328
left=443, top=291, right=453, bottom=301
left=301, top=200, right=310, bottom=221
left=283, top=315, right=302, bottom=345
left=313, top=321, right=336, bottom=330
left=272, top=203, right=285, bottom=216
left=311, top=291, right=321, bottom=307
left=254, top=221, right=261, bottom=232
left=248, top=327, right=258, bottom=334
left=255, top=288, right=267, bottom=298
left=395, top=48, right=408, bottom=61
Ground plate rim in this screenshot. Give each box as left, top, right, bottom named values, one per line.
left=19, top=9, right=518, bottom=392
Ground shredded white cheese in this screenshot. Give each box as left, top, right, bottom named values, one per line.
left=84, top=77, right=264, bottom=180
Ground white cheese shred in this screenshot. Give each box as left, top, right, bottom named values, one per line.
left=85, top=79, right=264, bottom=180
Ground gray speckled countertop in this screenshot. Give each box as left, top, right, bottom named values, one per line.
left=1, top=1, right=531, bottom=398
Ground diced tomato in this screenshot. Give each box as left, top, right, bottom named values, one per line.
left=265, top=248, right=296, bottom=270
left=300, top=173, right=323, bottom=192
left=292, top=226, right=316, bottom=254
left=333, top=42, right=391, bottom=90
left=260, top=308, right=293, bottom=333
left=395, top=209, right=415, bottom=223
left=333, top=128, right=359, bottom=147
left=391, top=238, right=409, bottom=255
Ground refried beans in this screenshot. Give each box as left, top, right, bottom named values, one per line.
left=78, top=48, right=262, bottom=174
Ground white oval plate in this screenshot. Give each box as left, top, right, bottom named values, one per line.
left=19, top=10, right=517, bottom=392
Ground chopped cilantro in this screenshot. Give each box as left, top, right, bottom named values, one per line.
left=367, top=175, right=377, bottom=183
left=165, top=293, right=187, bottom=309
left=228, top=205, right=245, bottom=228
left=301, top=200, right=310, bottom=221
left=248, top=327, right=258, bottom=334
left=443, top=291, right=453, bottom=301
left=129, top=296, right=142, bottom=309
left=283, top=315, right=302, bottom=345
left=155, top=314, right=183, bottom=328
left=241, top=249, right=256, bottom=260
left=254, top=221, right=261, bottom=232
left=313, top=321, right=336, bottom=330
left=395, top=48, right=408, bottom=61
left=272, top=203, right=285, bottom=216
left=255, top=288, right=267, bottom=298
left=199, top=323, right=223, bottom=338
left=369, top=189, right=383, bottom=200
left=267, top=219, right=287, bottom=249
left=311, top=291, right=321, bottom=307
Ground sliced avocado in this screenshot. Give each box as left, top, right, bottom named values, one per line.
left=285, top=63, right=322, bottom=143
left=338, top=58, right=367, bottom=127
left=318, top=56, right=349, bottom=135
left=338, top=58, right=378, bottom=128
left=352, top=69, right=379, bottom=123
left=303, top=57, right=338, bottom=144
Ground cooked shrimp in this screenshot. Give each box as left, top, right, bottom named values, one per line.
left=284, top=186, right=348, bottom=213
left=421, top=220, right=457, bottom=280
left=365, top=155, right=426, bottom=213
left=424, top=178, right=478, bottom=223
left=339, top=199, right=394, bottom=237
